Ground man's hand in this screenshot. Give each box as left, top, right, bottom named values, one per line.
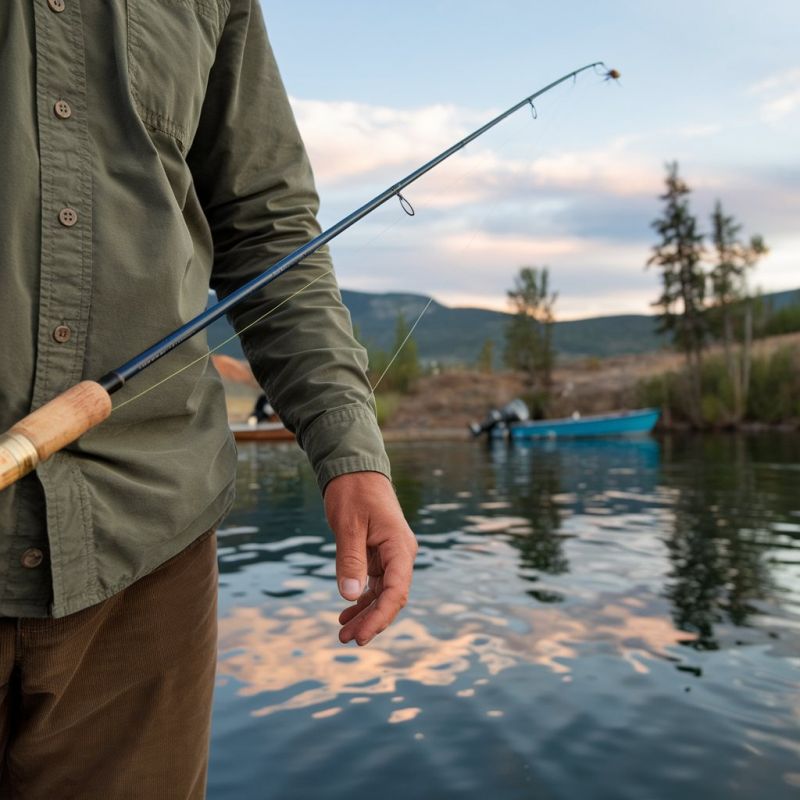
left=324, top=471, right=418, bottom=646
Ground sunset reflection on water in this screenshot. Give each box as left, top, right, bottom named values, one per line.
left=217, top=583, right=694, bottom=720
left=209, top=436, right=800, bottom=800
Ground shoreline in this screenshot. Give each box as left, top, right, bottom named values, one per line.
left=230, top=424, right=800, bottom=445
left=377, top=423, right=800, bottom=442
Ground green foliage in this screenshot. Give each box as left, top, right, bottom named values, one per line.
left=476, top=339, right=494, bottom=373
left=710, top=201, right=746, bottom=307
left=746, top=347, right=800, bottom=423
left=697, top=358, right=737, bottom=426
left=708, top=200, right=768, bottom=339
left=504, top=312, right=540, bottom=373
left=503, top=266, right=557, bottom=395
left=646, top=168, right=771, bottom=425
left=372, top=392, right=401, bottom=426
left=520, top=389, right=551, bottom=421
left=762, top=302, right=800, bottom=336
left=638, top=371, right=694, bottom=424
left=367, top=312, right=421, bottom=395
left=647, top=162, right=708, bottom=425
left=647, top=162, right=707, bottom=357
left=637, top=346, right=800, bottom=427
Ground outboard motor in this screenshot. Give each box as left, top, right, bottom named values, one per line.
left=469, top=398, right=530, bottom=437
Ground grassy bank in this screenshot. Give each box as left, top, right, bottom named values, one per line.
left=217, top=334, right=800, bottom=432
left=638, top=345, right=800, bottom=428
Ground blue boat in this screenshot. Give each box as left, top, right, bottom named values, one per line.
left=492, top=408, right=660, bottom=440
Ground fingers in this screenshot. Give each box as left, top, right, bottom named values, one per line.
left=325, top=480, right=369, bottom=602
left=338, top=588, right=376, bottom=625
left=336, top=572, right=383, bottom=627
left=324, top=471, right=419, bottom=645
left=331, top=525, right=369, bottom=602
left=339, top=543, right=413, bottom=646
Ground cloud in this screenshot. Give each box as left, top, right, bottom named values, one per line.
left=438, top=231, right=582, bottom=260
left=761, top=90, right=800, bottom=123
left=748, top=68, right=800, bottom=96
left=293, top=95, right=799, bottom=317
left=291, top=97, right=487, bottom=185
left=331, top=223, right=660, bottom=320
left=292, top=95, right=660, bottom=202
left=677, top=123, right=721, bottom=139
left=747, top=67, right=800, bottom=123
left=749, top=234, right=800, bottom=293
left=435, top=287, right=659, bottom=320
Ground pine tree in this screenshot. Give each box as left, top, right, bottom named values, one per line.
left=504, top=267, right=557, bottom=408
left=710, top=201, right=768, bottom=420
left=647, top=162, right=706, bottom=425
left=476, top=339, right=494, bottom=373
left=386, top=312, right=420, bottom=393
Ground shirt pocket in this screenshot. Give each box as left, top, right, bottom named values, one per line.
left=126, top=0, right=227, bottom=153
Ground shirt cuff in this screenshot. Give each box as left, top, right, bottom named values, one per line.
left=299, top=403, right=392, bottom=493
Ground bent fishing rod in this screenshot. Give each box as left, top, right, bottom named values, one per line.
left=0, top=61, right=617, bottom=491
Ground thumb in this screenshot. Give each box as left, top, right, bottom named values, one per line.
left=335, top=526, right=368, bottom=601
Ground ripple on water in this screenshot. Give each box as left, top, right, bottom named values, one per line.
left=210, top=437, right=800, bottom=800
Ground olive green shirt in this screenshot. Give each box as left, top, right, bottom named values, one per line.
left=0, top=0, right=390, bottom=618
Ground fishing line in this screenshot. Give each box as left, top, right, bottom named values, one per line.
left=0, top=63, right=620, bottom=493
left=93, top=64, right=612, bottom=402
left=112, top=72, right=587, bottom=416
left=329, top=75, right=578, bottom=257
left=111, top=268, right=333, bottom=412
left=367, top=297, right=433, bottom=400
left=341, top=81, right=581, bottom=396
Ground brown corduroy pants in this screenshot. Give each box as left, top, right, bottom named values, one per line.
left=0, top=530, right=218, bottom=800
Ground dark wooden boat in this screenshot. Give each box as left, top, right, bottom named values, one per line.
left=230, top=421, right=295, bottom=443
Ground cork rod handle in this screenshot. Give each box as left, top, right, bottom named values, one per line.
left=0, top=381, right=112, bottom=491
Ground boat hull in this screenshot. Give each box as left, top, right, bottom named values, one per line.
left=494, top=408, right=660, bottom=440
left=230, top=422, right=295, bottom=443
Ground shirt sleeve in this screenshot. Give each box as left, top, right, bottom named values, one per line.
left=186, top=0, right=390, bottom=492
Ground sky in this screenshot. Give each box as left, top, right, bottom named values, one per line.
left=260, top=1, right=800, bottom=319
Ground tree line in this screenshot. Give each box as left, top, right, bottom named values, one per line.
left=647, top=161, right=769, bottom=425
left=355, top=159, right=795, bottom=428
left=502, top=266, right=558, bottom=417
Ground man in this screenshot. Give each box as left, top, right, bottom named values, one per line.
left=0, top=1, right=417, bottom=797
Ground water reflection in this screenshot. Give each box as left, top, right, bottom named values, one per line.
left=662, top=437, right=784, bottom=651
left=210, top=435, right=800, bottom=800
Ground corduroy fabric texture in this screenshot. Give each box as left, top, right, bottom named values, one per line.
left=0, top=530, right=218, bottom=799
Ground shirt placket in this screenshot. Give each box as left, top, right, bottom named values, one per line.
left=30, top=0, right=96, bottom=616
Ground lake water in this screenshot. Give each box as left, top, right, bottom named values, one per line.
left=208, top=436, right=800, bottom=800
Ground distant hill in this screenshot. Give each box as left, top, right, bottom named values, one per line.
left=340, top=290, right=666, bottom=362
left=761, top=287, right=800, bottom=312
left=206, top=286, right=800, bottom=366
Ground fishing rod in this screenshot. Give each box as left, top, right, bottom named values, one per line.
left=0, top=61, right=617, bottom=491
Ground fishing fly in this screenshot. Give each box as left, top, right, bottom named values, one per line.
left=0, top=61, right=620, bottom=491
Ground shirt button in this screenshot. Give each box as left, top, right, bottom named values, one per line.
left=20, top=548, right=45, bottom=569
left=58, top=207, right=78, bottom=227
left=53, top=324, right=72, bottom=343
left=47, top=0, right=66, bottom=12
left=54, top=99, right=72, bottom=119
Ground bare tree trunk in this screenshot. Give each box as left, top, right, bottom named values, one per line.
left=723, top=311, right=742, bottom=423
left=684, top=346, right=703, bottom=427
left=740, top=301, right=753, bottom=420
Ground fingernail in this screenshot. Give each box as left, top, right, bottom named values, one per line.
left=341, top=578, right=361, bottom=597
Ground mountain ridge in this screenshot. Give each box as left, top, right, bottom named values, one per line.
left=206, top=286, right=800, bottom=365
